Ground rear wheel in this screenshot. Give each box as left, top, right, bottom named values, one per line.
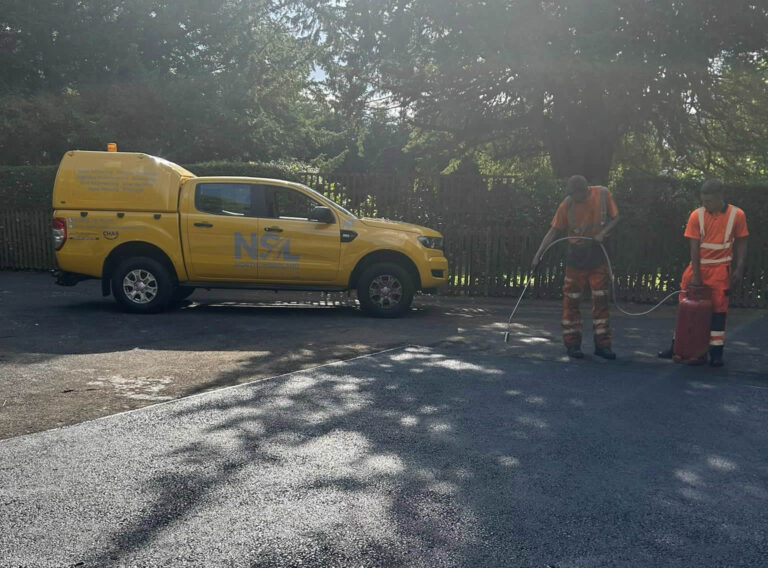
left=357, top=262, right=414, bottom=318
left=111, top=257, right=173, bottom=314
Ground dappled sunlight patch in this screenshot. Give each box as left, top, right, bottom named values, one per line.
left=270, top=396, right=295, bottom=409
left=707, top=455, right=738, bottom=472
left=674, top=469, right=702, bottom=486
left=519, top=336, right=551, bottom=344
left=516, top=415, right=549, bottom=429
left=429, top=358, right=503, bottom=374
left=569, top=398, right=585, bottom=407
left=525, top=395, right=545, bottom=405
left=722, top=404, right=741, bottom=414
left=505, top=389, right=522, bottom=397
left=497, top=455, right=521, bottom=468
left=427, top=481, right=458, bottom=495
left=390, top=349, right=444, bottom=362
left=399, top=415, right=419, bottom=427
left=387, top=346, right=504, bottom=375
left=633, top=350, right=655, bottom=357
left=276, top=375, right=318, bottom=395
left=278, top=429, right=370, bottom=463
left=361, top=453, right=405, bottom=476
left=332, top=381, right=363, bottom=393
left=453, top=468, right=473, bottom=480
left=427, top=421, right=453, bottom=433
left=687, top=382, right=718, bottom=390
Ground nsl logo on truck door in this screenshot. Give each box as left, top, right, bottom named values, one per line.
left=233, top=232, right=299, bottom=270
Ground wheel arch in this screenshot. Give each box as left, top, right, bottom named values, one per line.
left=101, top=242, right=178, bottom=296
left=349, top=250, right=421, bottom=291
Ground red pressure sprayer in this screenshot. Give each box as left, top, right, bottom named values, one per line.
left=673, top=285, right=713, bottom=364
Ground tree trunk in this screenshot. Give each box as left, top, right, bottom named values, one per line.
left=545, top=86, right=619, bottom=185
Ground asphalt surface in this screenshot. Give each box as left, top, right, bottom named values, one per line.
left=2, top=346, right=767, bottom=567
left=1, top=271, right=767, bottom=567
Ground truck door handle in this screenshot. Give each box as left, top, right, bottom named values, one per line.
left=194, top=222, right=213, bottom=228
left=264, top=226, right=283, bottom=233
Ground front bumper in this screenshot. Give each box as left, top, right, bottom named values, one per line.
left=420, top=255, right=449, bottom=290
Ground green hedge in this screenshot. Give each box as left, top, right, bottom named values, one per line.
left=0, top=160, right=312, bottom=208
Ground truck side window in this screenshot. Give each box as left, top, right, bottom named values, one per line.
left=196, top=183, right=259, bottom=217
left=270, top=187, right=319, bottom=221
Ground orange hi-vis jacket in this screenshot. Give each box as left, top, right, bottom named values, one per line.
left=680, top=203, right=749, bottom=313
left=551, top=186, right=619, bottom=270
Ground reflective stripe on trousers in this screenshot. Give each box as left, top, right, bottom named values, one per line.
left=562, top=264, right=612, bottom=348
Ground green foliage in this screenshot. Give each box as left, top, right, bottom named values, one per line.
left=0, top=0, right=329, bottom=166
left=0, top=164, right=59, bottom=207
left=296, top=0, right=768, bottom=182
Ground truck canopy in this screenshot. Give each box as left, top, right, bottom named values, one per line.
left=53, top=151, right=195, bottom=212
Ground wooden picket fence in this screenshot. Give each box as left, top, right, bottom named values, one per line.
left=0, top=208, right=55, bottom=270
left=2, top=173, right=766, bottom=307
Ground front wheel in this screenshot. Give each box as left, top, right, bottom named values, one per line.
left=111, top=257, right=173, bottom=314
left=357, top=262, right=414, bottom=318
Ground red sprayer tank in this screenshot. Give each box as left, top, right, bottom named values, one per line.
left=673, top=285, right=713, bottom=364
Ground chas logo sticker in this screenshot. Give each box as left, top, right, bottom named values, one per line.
left=103, top=231, right=119, bottom=240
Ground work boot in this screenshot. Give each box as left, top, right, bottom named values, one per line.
left=658, top=340, right=674, bottom=359
left=567, top=345, right=585, bottom=359
left=709, top=346, right=724, bottom=368
left=594, top=346, right=617, bottom=360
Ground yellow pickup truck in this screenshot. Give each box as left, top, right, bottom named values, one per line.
left=52, top=148, right=448, bottom=316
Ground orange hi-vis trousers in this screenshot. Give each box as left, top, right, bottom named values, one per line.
left=562, top=265, right=612, bottom=348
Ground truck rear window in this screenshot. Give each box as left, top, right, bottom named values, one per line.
left=195, top=183, right=268, bottom=217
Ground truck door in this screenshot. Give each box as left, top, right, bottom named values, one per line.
left=257, top=185, right=341, bottom=283
left=183, top=182, right=266, bottom=281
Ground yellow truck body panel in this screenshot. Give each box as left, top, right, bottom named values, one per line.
left=52, top=150, right=448, bottom=316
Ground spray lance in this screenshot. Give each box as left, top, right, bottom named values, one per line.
left=504, top=236, right=683, bottom=343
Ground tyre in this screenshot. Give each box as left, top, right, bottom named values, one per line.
left=111, top=256, right=173, bottom=314
left=357, top=262, right=414, bottom=318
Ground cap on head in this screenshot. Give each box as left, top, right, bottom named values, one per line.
left=566, top=175, right=588, bottom=195
left=700, top=179, right=724, bottom=195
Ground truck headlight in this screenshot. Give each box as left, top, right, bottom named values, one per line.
left=417, top=236, right=443, bottom=250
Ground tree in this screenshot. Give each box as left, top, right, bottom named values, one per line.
left=295, top=0, right=768, bottom=182
left=0, top=0, right=329, bottom=165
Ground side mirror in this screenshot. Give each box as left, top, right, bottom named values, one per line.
left=309, top=206, right=335, bottom=224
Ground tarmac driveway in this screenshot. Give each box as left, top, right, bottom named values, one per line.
left=1, top=271, right=766, bottom=441
left=1, top=346, right=767, bottom=567
left=1, top=271, right=767, bottom=567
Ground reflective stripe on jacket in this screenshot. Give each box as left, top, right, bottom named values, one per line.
left=697, top=205, right=740, bottom=266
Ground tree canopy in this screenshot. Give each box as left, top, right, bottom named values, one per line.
left=2, top=1, right=768, bottom=182
left=296, top=0, right=768, bottom=181
left=0, top=0, right=334, bottom=164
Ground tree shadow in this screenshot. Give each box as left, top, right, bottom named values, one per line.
left=71, top=346, right=768, bottom=567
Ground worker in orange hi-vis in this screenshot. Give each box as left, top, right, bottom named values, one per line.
left=532, top=175, right=621, bottom=360
left=659, top=180, right=749, bottom=367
